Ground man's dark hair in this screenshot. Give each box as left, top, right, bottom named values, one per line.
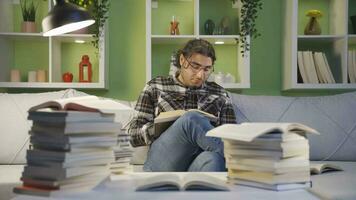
left=174, top=39, right=216, bottom=68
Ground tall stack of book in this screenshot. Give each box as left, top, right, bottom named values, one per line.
left=13, top=96, right=125, bottom=197
left=110, top=131, right=133, bottom=174
left=207, top=123, right=319, bottom=191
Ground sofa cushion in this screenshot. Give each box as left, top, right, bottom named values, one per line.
left=230, top=92, right=356, bottom=161
left=0, top=89, right=87, bottom=164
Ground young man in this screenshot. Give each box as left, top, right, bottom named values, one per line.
left=128, top=39, right=236, bottom=172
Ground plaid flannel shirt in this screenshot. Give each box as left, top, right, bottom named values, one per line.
left=127, top=75, right=236, bottom=147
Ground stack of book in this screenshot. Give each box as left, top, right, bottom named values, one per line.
left=207, top=123, right=319, bottom=191
left=110, top=132, right=133, bottom=174
left=297, top=51, right=335, bottom=84
left=13, top=96, right=125, bottom=197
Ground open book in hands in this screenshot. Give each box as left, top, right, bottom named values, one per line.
left=135, top=173, right=229, bottom=191
left=29, top=96, right=131, bottom=114
left=154, top=109, right=218, bottom=136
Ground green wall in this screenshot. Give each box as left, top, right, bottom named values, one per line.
left=4, top=0, right=354, bottom=99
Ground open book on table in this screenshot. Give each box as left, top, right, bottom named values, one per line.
left=135, top=173, right=229, bottom=191
left=29, top=96, right=131, bottom=114
left=310, top=163, right=343, bottom=175
left=154, top=109, right=217, bottom=135
left=206, top=122, right=319, bottom=142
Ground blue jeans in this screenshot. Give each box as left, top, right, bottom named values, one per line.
left=143, top=111, right=226, bottom=172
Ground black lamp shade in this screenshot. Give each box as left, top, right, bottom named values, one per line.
left=42, top=0, right=95, bottom=36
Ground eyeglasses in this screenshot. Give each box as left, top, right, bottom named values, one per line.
left=184, top=57, right=214, bottom=75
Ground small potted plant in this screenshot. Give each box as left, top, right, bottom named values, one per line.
left=20, top=0, right=38, bottom=33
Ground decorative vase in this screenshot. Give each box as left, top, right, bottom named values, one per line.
left=21, top=21, right=36, bottom=33
left=351, top=15, right=356, bottom=34
left=204, top=19, right=215, bottom=35
left=170, top=16, right=180, bottom=35
left=304, top=17, right=321, bottom=35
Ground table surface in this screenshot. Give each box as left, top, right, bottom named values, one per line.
left=11, top=172, right=321, bottom=200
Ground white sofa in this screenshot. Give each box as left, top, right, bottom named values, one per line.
left=130, top=91, right=356, bottom=200
left=1, top=89, right=356, bottom=200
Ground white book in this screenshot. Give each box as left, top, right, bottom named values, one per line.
left=224, top=146, right=309, bottom=159
left=353, top=50, right=356, bottom=82
left=297, top=51, right=309, bottom=83
left=313, top=52, right=327, bottom=83
left=224, top=138, right=308, bottom=151
left=310, top=162, right=343, bottom=175
left=307, top=51, right=320, bottom=83
left=14, top=173, right=108, bottom=197
left=206, top=123, right=319, bottom=142
left=23, top=165, right=109, bottom=180
left=29, top=96, right=132, bottom=114
left=302, top=51, right=318, bottom=83
left=227, top=169, right=310, bottom=185
left=225, top=155, right=309, bottom=166
left=135, top=173, right=229, bottom=191
left=312, top=52, right=325, bottom=83
left=322, top=53, right=336, bottom=83
left=316, top=52, right=333, bottom=83
left=28, top=110, right=115, bottom=123
left=31, top=121, right=122, bottom=134
left=154, top=109, right=217, bottom=136
left=228, top=179, right=311, bottom=191
left=226, top=162, right=310, bottom=174
left=347, top=51, right=355, bottom=83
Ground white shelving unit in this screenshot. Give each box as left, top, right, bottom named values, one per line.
left=282, top=0, right=356, bottom=90
left=0, top=0, right=108, bottom=89
left=146, top=0, right=250, bottom=89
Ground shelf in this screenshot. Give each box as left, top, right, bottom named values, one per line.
left=349, top=35, right=356, bottom=43
left=0, top=82, right=105, bottom=89
left=0, top=1, right=108, bottom=89
left=298, top=35, right=346, bottom=40
left=151, top=35, right=239, bottom=45
left=221, top=82, right=250, bottom=89
left=151, top=0, right=195, bottom=35
left=0, top=32, right=45, bottom=41
left=287, top=83, right=356, bottom=89
left=199, top=0, right=239, bottom=35
left=52, top=34, right=94, bottom=43
left=297, top=0, right=347, bottom=36
left=282, top=0, right=356, bottom=90
left=147, top=0, right=250, bottom=89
